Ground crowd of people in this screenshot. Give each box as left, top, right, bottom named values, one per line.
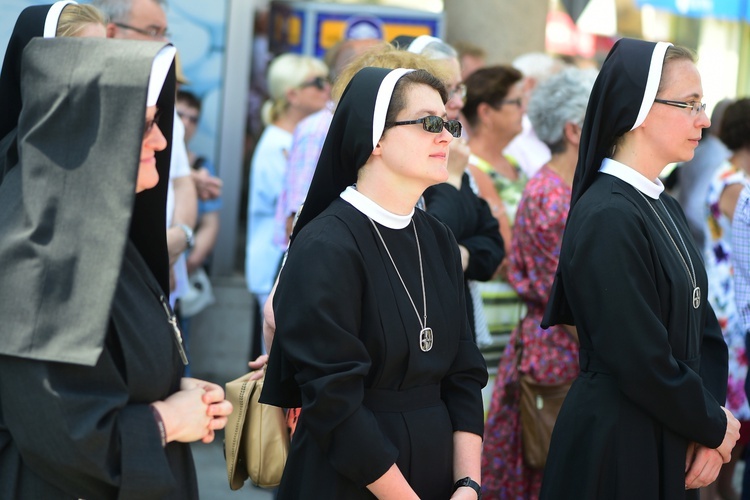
left=1, top=1, right=750, bottom=499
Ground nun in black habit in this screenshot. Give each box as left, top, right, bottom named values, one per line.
left=260, top=67, right=488, bottom=499
left=540, top=38, right=740, bottom=499
left=0, top=38, right=231, bottom=498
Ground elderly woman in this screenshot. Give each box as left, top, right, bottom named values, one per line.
left=260, top=67, right=488, bottom=499
left=0, top=37, right=231, bottom=498
left=480, top=67, right=596, bottom=499
left=541, top=39, right=740, bottom=499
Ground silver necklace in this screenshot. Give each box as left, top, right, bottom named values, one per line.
left=636, top=190, right=701, bottom=309
left=368, top=217, right=433, bottom=352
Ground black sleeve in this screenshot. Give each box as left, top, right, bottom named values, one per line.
left=0, top=349, right=178, bottom=499
left=265, top=221, right=399, bottom=488
left=564, top=202, right=727, bottom=448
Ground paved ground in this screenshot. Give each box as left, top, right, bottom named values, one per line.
left=186, top=276, right=273, bottom=500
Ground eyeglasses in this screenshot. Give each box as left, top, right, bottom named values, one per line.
left=498, top=97, right=523, bottom=108
left=653, top=98, right=707, bottom=117
left=177, top=110, right=199, bottom=125
left=448, top=83, right=467, bottom=101
left=113, top=22, right=170, bottom=39
left=144, top=109, right=162, bottom=137
left=299, top=76, right=329, bottom=91
left=387, top=115, right=463, bottom=138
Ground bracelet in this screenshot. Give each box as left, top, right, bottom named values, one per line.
left=150, top=405, right=167, bottom=447
left=453, top=477, right=481, bottom=499
left=177, top=223, right=195, bottom=250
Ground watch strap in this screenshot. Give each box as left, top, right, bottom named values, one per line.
left=453, top=477, right=481, bottom=499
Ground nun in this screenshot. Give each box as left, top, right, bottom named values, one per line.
left=260, top=67, right=488, bottom=499
left=0, top=38, right=231, bottom=498
left=540, top=38, right=740, bottom=498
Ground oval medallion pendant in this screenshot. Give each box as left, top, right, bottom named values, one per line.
left=692, top=287, right=701, bottom=309
left=419, top=327, right=433, bottom=352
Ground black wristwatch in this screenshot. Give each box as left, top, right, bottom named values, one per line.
left=453, top=477, right=481, bottom=499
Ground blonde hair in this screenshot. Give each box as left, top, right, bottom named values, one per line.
left=261, top=53, right=328, bottom=125
left=331, top=43, right=450, bottom=103
left=56, top=4, right=106, bottom=38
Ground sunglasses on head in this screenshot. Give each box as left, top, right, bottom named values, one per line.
left=299, top=76, right=329, bottom=91
left=387, top=115, right=463, bottom=138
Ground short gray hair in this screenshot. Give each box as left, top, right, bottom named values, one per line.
left=91, top=0, right=167, bottom=22
left=419, top=40, right=458, bottom=61
left=512, top=52, right=563, bottom=84
left=527, top=67, right=597, bottom=154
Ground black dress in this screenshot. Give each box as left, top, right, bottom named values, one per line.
left=0, top=242, right=197, bottom=499
left=261, top=195, right=488, bottom=499
left=540, top=173, right=728, bottom=500
left=423, top=172, right=504, bottom=338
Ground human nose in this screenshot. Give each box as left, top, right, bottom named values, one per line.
left=146, top=123, right=168, bottom=152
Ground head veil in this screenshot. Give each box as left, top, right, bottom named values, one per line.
left=0, top=37, right=176, bottom=365
left=542, top=37, right=672, bottom=327
left=0, top=1, right=76, bottom=141
left=289, top=66, right=414, bottom=246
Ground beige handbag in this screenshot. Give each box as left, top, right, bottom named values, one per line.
left=225, top=372, right=289, bottom=489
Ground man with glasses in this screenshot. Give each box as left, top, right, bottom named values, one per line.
left=93, top=0, right=197, bottom=330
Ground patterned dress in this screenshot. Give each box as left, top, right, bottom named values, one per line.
left=481, top=166, right=579, bottom=499
left=703, top=160, right=750, bottom=420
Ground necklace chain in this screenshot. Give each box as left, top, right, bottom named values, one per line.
left=368, top=217, right=431, bottom=350
left=636, top=190, right=700, bottom=308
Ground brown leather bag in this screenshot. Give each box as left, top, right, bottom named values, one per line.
left=518, top=374, right=572, bottom=469
left=514, top=323, right=577, bottom=469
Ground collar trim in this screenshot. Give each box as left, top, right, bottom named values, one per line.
left=340, top=186, right=413, bottom=229
left=600, top=158, right=664, bottom=199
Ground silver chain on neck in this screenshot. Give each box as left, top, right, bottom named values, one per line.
left=635, top=190, right=700, bottom=308
left=368, top=217, right=428, bottom=332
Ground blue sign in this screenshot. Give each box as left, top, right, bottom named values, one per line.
left=636, top=0, right=750, bottom=21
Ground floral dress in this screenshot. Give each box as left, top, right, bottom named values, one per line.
left=703, top=160, right=750, bottom=420
left=481, top=166, right=579, bottom=499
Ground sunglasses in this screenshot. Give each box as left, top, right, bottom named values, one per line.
left=387, top=115, right=463, bottom=138
left=299, top=76, right=329, bottom=91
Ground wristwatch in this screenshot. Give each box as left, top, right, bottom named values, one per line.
left=453, top=477, right=481, bottom=499
left=177, top=223, right=195, bottom=250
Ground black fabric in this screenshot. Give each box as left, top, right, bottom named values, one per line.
left=261, top=201, right=487, bottom=498
left=538, top=175, right=728, bottom=500
left=0, top=37, right=174, bottom=365
left=0, top=4, right=53, bottom=183
left=290, top=67, right=392, bottom=245
left=0, top=4, right=51, bottom=142
left=544, top=37, right=661, bottom=327
left=0, top=242, right=197, bottom=499
left=423, top=172, right=504, bottom=337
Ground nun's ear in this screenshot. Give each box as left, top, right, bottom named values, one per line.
left=371, top=140, right=383, bottom=156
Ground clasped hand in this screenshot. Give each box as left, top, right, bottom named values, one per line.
left=151, top=377, right=233, bottom=444
left=684, top=406, right=740, bottom=489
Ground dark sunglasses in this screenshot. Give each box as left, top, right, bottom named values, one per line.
left=144, top=109, right=162, bottom=137
left=299, top=76, right=329, bottom=91
left=387, top=115, right=463, bottom=138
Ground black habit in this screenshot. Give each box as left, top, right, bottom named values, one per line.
left=261, top=67, right=488, bottom=499
left=541, top=38, right=728, bottom=500
left=0, top=38, right=196, bottom=498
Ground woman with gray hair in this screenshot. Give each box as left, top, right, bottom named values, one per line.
left=481, top=67, right=596, bottom=499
